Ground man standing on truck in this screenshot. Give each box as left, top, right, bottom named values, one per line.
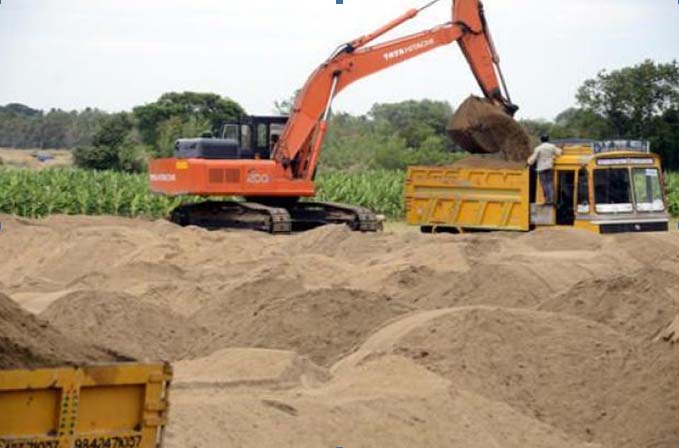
left=527, top=135, right=562, bottom=205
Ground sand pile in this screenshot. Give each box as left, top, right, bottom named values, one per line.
left=0, top=292, right=119, bottom=369
left=1, top=214, right=678, bottom=447
left=448, top=95, right=532, bottom=161
left=40, top=290, right=206, bottom=361
left=539, top=268, right=679, bottom=340
left=192, top=288, right=412, bottom=365
left=167, top=352, right=596, bottom=448
left=375, top=306, right=679, bottom=448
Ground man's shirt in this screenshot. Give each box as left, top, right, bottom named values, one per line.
left=528, top=143, right=563, bottom=172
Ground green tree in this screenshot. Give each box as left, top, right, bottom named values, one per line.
left=2, top=103, right=42, bottom=117
left=576, top=59, right=679, bottom=168
left=0, top=103, right=109, bottom=149
left=155, top=116, right=212, bottom=158
left=576, top=59, right=679, bottom=137
left=40, top=109, right=76, bottom=148
left=553, top=108, right=611, bottom=139
left=321, top=100, right=462, bottom=172
left=133, top=92, right=245, bottom=149
left=368, top=99, right=454, bottom=149
left=71, top=108, right=110, bottom=147
left=73, top=113, right=141, bottom=171
left=91, top=113, right=133, bottom=148
left=0, top=103, right=43, bottom=148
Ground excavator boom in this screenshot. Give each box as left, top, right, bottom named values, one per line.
left=274, top=0, right=517, bottom=180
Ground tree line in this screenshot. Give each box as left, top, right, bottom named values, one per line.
left=0, top=104, right=108, bottom=149
left=0, top=59, right=677, bottom=171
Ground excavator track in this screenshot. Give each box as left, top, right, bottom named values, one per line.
left=287, top=201, right=379, bottom=232
left=170, top=201, right=292, bottom=234
left=169, top=200, right=379, bottom=234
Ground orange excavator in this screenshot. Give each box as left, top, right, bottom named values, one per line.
left=149, top=0, right=519, bottom=233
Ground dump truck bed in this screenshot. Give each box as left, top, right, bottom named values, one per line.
left=405, top=164, right=530, bottom=231
left=0, top=363, right=172, bottom=448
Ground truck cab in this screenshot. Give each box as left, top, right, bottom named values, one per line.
left=541, top=140, right=668, bottom=233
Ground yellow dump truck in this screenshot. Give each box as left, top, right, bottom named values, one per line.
left=406, top=140, right=669, bottom=234
left=0, top=363, right=172, bottom=448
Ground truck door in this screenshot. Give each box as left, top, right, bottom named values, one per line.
left=556, top=171, right=575, bottom=225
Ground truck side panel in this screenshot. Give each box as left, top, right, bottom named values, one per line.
left=0, top=363, right=172, bottom=448
left=405, top=165, right=530, bottom=231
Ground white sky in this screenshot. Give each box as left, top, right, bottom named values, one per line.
left=1, top=0, right=678, bottom=120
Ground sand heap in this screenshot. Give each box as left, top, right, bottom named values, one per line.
left=539, top=268, right=679, bottom=340
left=1, top=214, right=678, bottom=447
left=0, top=292, right=119, bottom=369
left=41, top=290, right=207, bottom=361
left=387, top=306, right=679, bottom=448
left=448, top=95, right=532, bottom=161
left=192, top=288, right=412, bottom=366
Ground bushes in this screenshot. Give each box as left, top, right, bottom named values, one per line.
left=73, top=114, right=152, bottom=173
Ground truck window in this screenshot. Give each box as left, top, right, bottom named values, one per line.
left=594, top=168, right=633, bottom=213
left=577, top=168, right=590, bottom=213
left=633, top=168, right=664, bottom=212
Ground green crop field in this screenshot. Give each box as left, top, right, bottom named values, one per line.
left=0, top=167, right=677, bottom=222
left=0, top=168, right=407, bottom=220
left=315, top=170, right=405, bottom=218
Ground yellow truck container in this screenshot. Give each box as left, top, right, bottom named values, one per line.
left=406, top=163, right=530, bottom=231
left=406, top=140, right=670, bottom=234
left=0, top=363, right=172, bottom=448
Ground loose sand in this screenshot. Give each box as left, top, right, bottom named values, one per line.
left=1, top=214, right=678, bottom=447
left=0, top=292, right=120, bottom=369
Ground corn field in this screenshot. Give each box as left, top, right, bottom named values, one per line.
left=0, top=168, right=408, bottom=219
left=316, top=170, right=405, bottom=218
left=0, top=168, right=198, bottom=219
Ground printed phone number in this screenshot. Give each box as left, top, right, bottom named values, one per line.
left=0, top=435, right=141, bottom=448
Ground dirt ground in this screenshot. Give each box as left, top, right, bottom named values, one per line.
left=0, top=148, right=72, bottom=169
left=1, top=214, right=678, bottom=448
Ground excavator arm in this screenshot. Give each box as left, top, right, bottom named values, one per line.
left=274, top=0, right=517, bottom=180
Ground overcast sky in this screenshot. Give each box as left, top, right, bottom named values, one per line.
left=1, top=0, right=677, bottom=120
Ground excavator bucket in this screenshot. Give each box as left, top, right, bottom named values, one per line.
left=448, top=96, right=532, bottom=162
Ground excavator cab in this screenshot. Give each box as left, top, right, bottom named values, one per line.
left=220, top=116, right=288, bottom=160
left=174, top=116, right=288, bottom=161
